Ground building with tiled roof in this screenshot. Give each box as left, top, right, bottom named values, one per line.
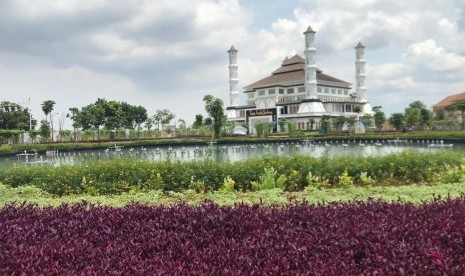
left=433, top=92, right=465, bottom=110
left=226, top=25, right=373, bottom=133
left=243, top=55, right=351, bottom=91
left=432, top=92, right=465, bottom=122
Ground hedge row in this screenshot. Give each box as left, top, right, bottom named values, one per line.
left=0, top=151, right=462, bottom=196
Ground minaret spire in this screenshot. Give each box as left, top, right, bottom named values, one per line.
left=304, top=26, right=317, bottom=99
left=355, top=42, right=367, bottom=102
left=227, top=45, right=239, bottom=107
left=298, top=25, right=326, bottom=115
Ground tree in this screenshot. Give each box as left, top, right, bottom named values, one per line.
left=67, top=107, right=81, bottom=141
left=419, top=108, right=433, bottom=130
left=102, top=99, right=123, bottom=130
left=435, top=109, right=445, bottom=121
left=153, top=109, right=175, bottom=131
left=132, top=105, right=148, bottom=137
left=360, top=114, right=373, bottom=128
left=372, top=106, right=386, bottom=131
left=41, top=100, right=55, bottom=141
left=333, top=116, right=345, bottom=131
left=286, top=120, right=296, bottom=137
left=145, top=117, right=154, bottom=131
left=445, top=119, right=459, bottom=130
left=345, top=116, right=357, bottom=135
left=408, top=101, right=427, bottom=110
left=404, top=107, right=421, bottom=129
left=177, top=119, right=187, bottom=135
left=80, top=103, right=105, bottom=140
left=39, top=119, right=51, bottom=142
left=255, top=122, right=265, bottom=137
left=223, top=120, right=236, bottom=134
left=404, top=100, right=432, bottom=130
left=320, top=115, right=331, bottom=133
left=192, top=114, right=203, bottom=129
left=203, top=95, right=225, bottom=139
left=203, top=117, right=213, bottom=128
left=389, top=113, right=405, bottom=131
left=444, top=105, right=457, bottom=119
left=453, top=100, right=465, bottom=130
left=0, top=102, right=35, bottom=130
left=278, top=119, right=287, bottom=132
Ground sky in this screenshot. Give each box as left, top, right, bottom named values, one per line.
left=1, top=0, right=464, bottom=128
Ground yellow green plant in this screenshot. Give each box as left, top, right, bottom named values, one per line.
left=359, top=172, right=375, bottom=186
left=338, top=169, right=353, bottom=188
left=306, top=172, right=329, bottom=188
left=221, top=176, right=236, bottom=193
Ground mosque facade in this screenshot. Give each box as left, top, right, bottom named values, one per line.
left=226, top=25, right=372, bottom=133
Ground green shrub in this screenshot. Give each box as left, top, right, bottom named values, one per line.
left=306, top=171, right=329, bottom=188
left=221, top=176, right=236, bottom=193
left=359, top=171, right=375, bottom=186
left=285, top=170, right=303, bottom=192
left=0, top=151, right=462, bottom=196
left=338, top=169, right=353, bottom=188
left=438, top=165, right=465, bottom=183
left=252, top=167, right=287, bottom=191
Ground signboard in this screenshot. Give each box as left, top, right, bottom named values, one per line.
left=246, top=108, right=277, bottom=132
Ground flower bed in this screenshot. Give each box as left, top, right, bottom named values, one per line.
left=1, top=199, right=464, bottom=274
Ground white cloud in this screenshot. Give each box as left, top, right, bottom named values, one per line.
left=1, top=0, right=465, bottom=125
left=404, top=39, right=465, bottom=72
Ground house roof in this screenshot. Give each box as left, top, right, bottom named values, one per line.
left=433, top=92, right=465, bottom=109
left=244, top=54, right=351, bottom=90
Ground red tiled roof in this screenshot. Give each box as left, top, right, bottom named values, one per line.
left=244, top=54, right=350, bottom=90
left=433, top=92, right=465, bottom=109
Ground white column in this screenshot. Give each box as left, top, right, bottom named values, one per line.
left=227, top=45, right=239, bottom=107
left=355, top=42, right=367, bottom=103
left=298, top=25, right=326, bottom=115
left=304, top=26, right=317, bottom=100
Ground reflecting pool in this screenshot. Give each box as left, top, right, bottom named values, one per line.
left=0, top=139, right=460, bottom=170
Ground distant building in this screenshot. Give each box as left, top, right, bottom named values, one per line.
left=0, top=101, right=23, bottom=113
left=226, top=25, right=373, bottom=133
left=433, top=91, right=465, bottom=121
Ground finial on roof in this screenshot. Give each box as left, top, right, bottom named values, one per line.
left=355, top=41, right=365, bottom=48
left=227, top=45, right=238, bottom=53
left=303, top=25, right=316, bottom=34
left=281, top=56, right=289, bottom=65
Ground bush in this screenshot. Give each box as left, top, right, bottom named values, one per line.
left=0, top=151, right=462, bottom=196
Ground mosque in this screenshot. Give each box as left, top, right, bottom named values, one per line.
left=225, top=25, right=373, bottom=133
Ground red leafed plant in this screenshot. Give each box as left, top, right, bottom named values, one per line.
left=1, top=198, right=465, bottom=274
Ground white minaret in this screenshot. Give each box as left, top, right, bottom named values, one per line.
left=355, top=42, right=367, bottom=103
left=304, top=26, right=317, bottom=99
left=227, top=45, right=239, bottom=107
left=299, top=25, right=325, bottom=114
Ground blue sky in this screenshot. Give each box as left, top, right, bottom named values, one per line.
left=0, top=0, right=464, bottom=127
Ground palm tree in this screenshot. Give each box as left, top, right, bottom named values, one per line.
left=41, top=100, right=56, bottom=141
